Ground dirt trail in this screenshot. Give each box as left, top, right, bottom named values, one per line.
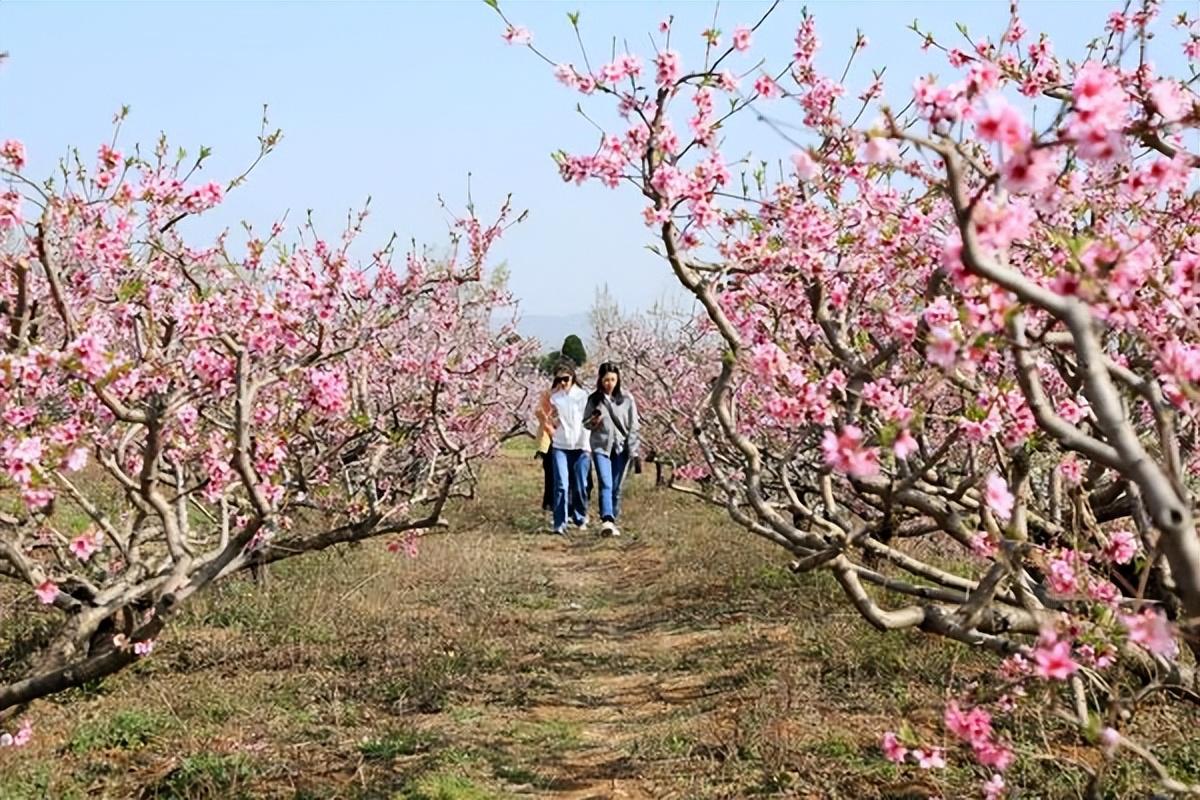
left=437, top=452, right=795, bottom=799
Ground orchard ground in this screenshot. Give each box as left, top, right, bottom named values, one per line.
left=2, top=442, right=1199, bottom=800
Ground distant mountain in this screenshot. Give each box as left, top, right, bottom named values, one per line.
left=515, top=312, right=590, bottom=352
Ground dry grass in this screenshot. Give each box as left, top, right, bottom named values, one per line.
left=2, top=441, right=1199, bottom=799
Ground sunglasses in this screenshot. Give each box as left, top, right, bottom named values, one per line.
left=553, top=376, right=571, bottom=386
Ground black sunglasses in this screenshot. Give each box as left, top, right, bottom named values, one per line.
left=553, top=375, right=571, bottom=385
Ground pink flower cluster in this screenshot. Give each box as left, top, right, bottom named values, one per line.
left=183, top=181, right=224, bottom=213
left=822, top=425, right=880, bottom=478
left=1121, top=607, right=1177, bottom=659
left=983, top=473, right=1014, bottom=521
left=945, top=701, right=1015, bottom=772
left=0, top=720, right=32, bottom=748
left=307, top=367, right=350, bottom=418
left=501, top=24, right=531, bottom=45
left=1, top=138, right=26, bottom=171
left=1033, top=629, right=1079, bottom=680
left=1067, top=62, right=1129, bottom=162
left=881, top=731, right=945, bottom=769
left=655, top=50, right=681, bottom=88
left=598, top=54, right=642, bottom=85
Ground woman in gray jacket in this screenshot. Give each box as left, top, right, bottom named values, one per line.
left=583, top=361, right=640, bottom=536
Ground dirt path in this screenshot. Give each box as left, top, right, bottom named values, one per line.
left=423, top=451, right=805, bottom=800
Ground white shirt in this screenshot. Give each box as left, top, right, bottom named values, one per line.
left=550, top=385, right=590, bottom=450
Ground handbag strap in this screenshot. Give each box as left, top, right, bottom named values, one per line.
left=600, top=395, right=629, bottom=439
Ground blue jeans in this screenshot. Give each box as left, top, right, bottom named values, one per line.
left=594, top=448, right=630, bottom=522
left=551, top=447, right=590, bottom=530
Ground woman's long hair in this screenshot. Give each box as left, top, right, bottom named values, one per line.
left=590, top=361, right=624, bottom=405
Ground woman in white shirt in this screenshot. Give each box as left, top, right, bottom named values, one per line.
left=544, top=362, right=591, bottom=535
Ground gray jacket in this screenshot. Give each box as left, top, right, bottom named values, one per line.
left=583, top=392, right=640, bottom=457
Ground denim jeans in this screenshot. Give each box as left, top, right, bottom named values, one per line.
left=551, top=447, right=590, bottom=530
left=593, top=448, right=630, bottom=522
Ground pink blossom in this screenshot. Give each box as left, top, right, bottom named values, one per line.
left=65, top=447, right=89, bottom=472
left=1103, top=529, right=1138, bottom=564
left=1033, top=633, right=1079, bottom=680
left=984, top=473, right=1014, bottom=521
left=1069, top=62, right=1129, bottom=162
left=753, top=74, right=780, bottom=99
left=944, top=701, right=993, bottom=745
left=2, top=405, right=36, bottom=429
left=863, top=136, right=898, bottom=164
left=974, top=95, right=1029, bottom=148
left=1058, top=455, right=1083, bottom=485
left=791, top=150, right=819, bottom=180
left=0, top=719, right=32, bottom=749
left=1099, top=727, right=1120, bottom=756
left=926, top=326, right=958, bottom=369
left=642, top=205, right=670, bottom=227
left=22, top=487, right=54, bottom=510
left=983, top=774, right=1006, bottom=800
left=70, top=332, right=110, bottom=380
left=1121, top=607, right=1178, bottom=658
left=12, top=720, right=32, bottom=747
left=70, top=530, right=102, bottom=562
left=307, top=367, right=350, bottom=417
left=968, top=60, right=1000, bottom=94
left=1147, top=79, right=1190, bottom=121
left=502, top=25, right=532, bottom=46
left=35, top=579, right=58, bottom=604
left=1058, top=397, right=1089, bottom=424
left=655, top=50, right=681, bottom=87
left=1, top=139, right=26, bottom=171
left=183, top=181, right=224, bottom=212
left=0, top=190, right=22, bottom=230
left=881, top=731, right=907, bottom=763
left=975, top=741, right=1015, bottom=772
left=1077, top=643, right=1117, bottom=669
left=1047, top=550, right=1079, bottom=595
left=134, top=639, right=155, bottom=656
left=553, top=63, right=578, bottom=89
left=893, top=429, right=918, bottom=460
left=971, top=533, right=999, bottom=558
left=97, top=143, right=121, bottom=170
left=822, top=425, right=880, bottom=478
left=732, top=25, right=752, bottom=52
left=913, top=747, right=946, bottom=769
left=750, top=342, right=789, bottom=379
left=1087, top=580, right=1120, bottom=606
left=1000, top=147, right=1054, bottom=194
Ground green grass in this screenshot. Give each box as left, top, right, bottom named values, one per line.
left=147, top=752, right=259, bottom=800
left=68, top=708, right=172, bottom=753
left=359, top=728, right=439, bottom=760
left=400, top=773, right=501, bottom=800
left=510, top=718, right=582, bottom=752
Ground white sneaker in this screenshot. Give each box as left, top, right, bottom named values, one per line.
left=600, top=520, right=614, bottom=536
left=575, top=518, right=589, bottom=531
left=610, top=524, right=621, bottom=537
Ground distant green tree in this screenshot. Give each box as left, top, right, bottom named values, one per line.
left=561, top=334, right=587, bottom=368
left=538, top=350, right=563, bottom=375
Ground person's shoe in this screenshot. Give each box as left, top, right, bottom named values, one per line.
left=600, top=519, right=614, bottom=536
left=609, top=523, right=621, bottom=537
left=574, top=517, right=589, bottom=531
left=547, top=525, right=567, bottom=536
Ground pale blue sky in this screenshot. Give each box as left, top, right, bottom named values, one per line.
left=1, top=1, right=1193, bottom=317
